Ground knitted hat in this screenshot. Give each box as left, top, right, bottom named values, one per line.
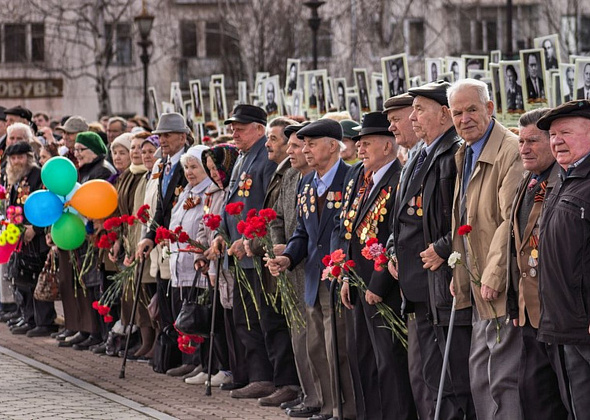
left=75, top=131, right=108, bottom=156
left=110, top=133, right=133, bottom=152
left=201, top=144, right=239, bottom=189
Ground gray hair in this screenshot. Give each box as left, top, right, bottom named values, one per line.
left=7, top=122, right=34, bottom=143
left=107, top=116, right=128, bottom=130
left=518, top=108, right=551, bottom=136
left=447, top=79, right=490, bottom=106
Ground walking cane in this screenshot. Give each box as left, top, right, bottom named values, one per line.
left=434, top=296, right=456, bottom=420
left=119, top=250, right=148, bottom=379
left=205, top=258, right=222, bottom=396
left=329, top=279, right=344, bottom=419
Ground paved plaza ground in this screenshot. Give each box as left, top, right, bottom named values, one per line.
left=0, top=322, right=288, bottom=420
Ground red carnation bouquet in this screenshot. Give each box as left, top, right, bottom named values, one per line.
left=174, top=323, right=205, bottom=354
left=323, top=248, right=408, bottom=348
left=237, top=207, right=304, bottom=330
left=360, top=238, right=390, bottom=272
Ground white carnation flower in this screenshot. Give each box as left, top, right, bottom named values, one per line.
left=448, top=251, right=462, bottom=269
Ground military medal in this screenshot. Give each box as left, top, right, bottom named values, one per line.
left=238, top=173, right=252, bottom=197
left=407, top=207, right=415, bottom=216
left=528, top=231, right=539, bottom=269
left=529, top=268, right=537, bottom=277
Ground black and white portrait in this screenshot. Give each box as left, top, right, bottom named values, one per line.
left=425, top=58, right=443, bottom=83
left=560, top=63, right=575, bottom=102
left=381, top=54, right=408, bottom=98
left=371, top=74, right=384, bottom=111
left=520, top=49, right=547, bottom=104
left=500, top=61, right=524, bottom=113
left=347, top=93, right=361, bottom=122
left=189, top=80, right=204, bottom=123
left=285, top=59, right=300, bottom=96
left=354, top=68, right=371, bottom=112
left=334, top=78, right=347, bottom=111
left=534, top=34, right=560, bottom=70
left=264, top=76, right=280, bottom=116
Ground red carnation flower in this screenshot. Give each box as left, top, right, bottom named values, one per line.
left=126, top=215, right=136, bottom=226
left=366, top=237, right=378, bottom=247
left=344, top=260, right=355, bottom=271
left=246, top=209, right=258, bottom=220
left=96, top=235, right=112, bottom=249
left=237, top=220, right=248, bottom=235
left=136, top=204, right=151, bottom=223
left=103, top=314, right=114, bottom=323
left=177, top=231, right=190, bottom=243
left=92, top=301, right=100, bottom=310
left=107, top=231, right=118, bottom=242
left=259, top=208, right=277, bottom=222
left=155, top=227, right=173, bottom=244
left=97, top=305, right=110, bottom=316
left=322, top=255, right=332, bottom=267
left=457, top=225, right=472, bottom=236
left=225, top=202, right=245, bottom=216
left=331, top=266, right=342, bottom=277
left=203, top=214, right=221, bottom=230
left=103, top=217, right=122, bottom=231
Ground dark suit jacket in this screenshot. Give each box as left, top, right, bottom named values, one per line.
left=146, top=145, right=189, bottom=241
left=222, top=136, right=277, bottom=269
left=525, top=77, right=545, bottom=100
left=577, top=87, right=589, bottom=100
left=284, top=160, right=349, bottom=307
left=336, top=160, right=402, bottom=307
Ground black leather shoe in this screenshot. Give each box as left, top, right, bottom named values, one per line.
left=281, top=396, right=303, bottom=410
left=26, top=325, right=59, bottom=337
left=90, top=342, right=107, bottom=354
left=55, top=329, right=76, bottom=341
left=11, top=323, right=34, bottom=335
left=220, top=382, right=247, bottom=391
left=7, top=317, right=23, bottom=328
left=287, top=405, right=321, bottom=418
left=58, top=332, right=88, bottom=347
left=73, top=336, right=103, bottom=351
left=0, top=311, right=19, bottom=322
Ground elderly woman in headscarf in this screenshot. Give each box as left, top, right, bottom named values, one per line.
left=54, top=132, right=115, bottom=350
left=186, top=143, right=245, bottom=389
left=165, top=145, right=212, bottom=376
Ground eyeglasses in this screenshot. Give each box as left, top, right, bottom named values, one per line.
left=73, top=147, right=88, bottom=153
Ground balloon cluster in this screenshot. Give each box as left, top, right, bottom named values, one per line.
left=24, top=157, right=118, bottom=250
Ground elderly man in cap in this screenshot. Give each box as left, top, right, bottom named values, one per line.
left=536, top=99, right=590, bottom=417
left=210, top=105, right=279, bottom=398
left=242, top=115, right=301, bottom=406
left=137, top=113, right=190, bottom=374
left=5, top=142, right=57, bottom=336
left=269, top=119, right=355, bottom=420
left=506, top=108, right=572, bottom=420
left=336, top=112, right=415, bottom=420
left=57, top=116, right=89, bottom=167
left=269, top=122, right=324, bottom=418
left=448, top=79, right=523, bottom=420
left=388, top=81, right=474, bottom=419
left=4, top=105, right=33, bottom=127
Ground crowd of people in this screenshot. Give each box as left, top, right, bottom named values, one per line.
left=0, top=78, right=589, bottom=420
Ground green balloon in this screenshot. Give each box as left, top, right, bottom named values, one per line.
left=51, top=213, right=86, bottom=251
left=41, top=156, right=78, bottom=196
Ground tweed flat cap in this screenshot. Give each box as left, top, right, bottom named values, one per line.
left=56, top=116, right=88, bottom=133
left=224, top=104, right=267, bottom=126
left=352, top=112, right=394, bottom=141
left=4, top=105, right=32, bottom=121
left=408, top=80, right=452, bottom=107
left=340, top=120, right=361, bottom=140
left=537, top=100, right=590, bottom=130
left=382, top=93, right=414, bottom=113
left=297, top=118, right=343, bottom=142
left=152, top=113, right=190, bottom=134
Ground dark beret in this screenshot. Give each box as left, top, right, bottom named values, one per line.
left=4, top=105, right=32, bottom=121
left=224, top=104, right=267, bottom=126
left=284, top=121, right=311, bottom=139
left=297, top=118, right=343, bottom=142
left=352, top=112, right=394, bottom=141
left=382, top=93, right=414, bottom=113
left=537, top=100, right=590, bottom=130
left=408, top=80, right=452, bottom=107
left=5, top=141, right=33, bottom=156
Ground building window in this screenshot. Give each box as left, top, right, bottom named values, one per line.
left=31, top=23, right=44, bottom=62
left=105, top=22, right=133, bottom=66
left=4, top=24, right=27, bottom=62
left=406, top=19, right=425, bottom=56
left=205, top=22, right=238, bottom=58
left=180, top=21, right=197, bottom=58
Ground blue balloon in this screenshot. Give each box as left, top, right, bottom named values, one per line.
left=24, top=190, right=64, bottom=227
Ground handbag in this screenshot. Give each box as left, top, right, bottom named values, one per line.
left=152, top=325, right=182, bottom=374
left=34, top=250, right=61, bottom=301
left=174, top=272, right=213, bottom=337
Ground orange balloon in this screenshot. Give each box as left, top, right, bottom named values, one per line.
left=67, top=179, right=118, bottom=219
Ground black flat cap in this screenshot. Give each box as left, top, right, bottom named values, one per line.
left=340, top=120, right=360, bottom=139
left=352, top=112, right=394, bottom=141
left=5, top=141, right=33, bottom=156
left=284, top=121, right=311, bottom=139
left=537, top=100, right=590, bottom=130
left=382, top=93, right=414, bottom=113
left=4, top=105, right=32, bottom=121
left=408, top=80, right=451, bottom=107
left=0, top=106, right=5, bottom=121
left=297, top=118, right=343, bottom=141
left=224, top=104, right=267, bottom=126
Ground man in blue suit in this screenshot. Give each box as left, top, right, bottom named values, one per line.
left=269, top=119, right=355, bottom=420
